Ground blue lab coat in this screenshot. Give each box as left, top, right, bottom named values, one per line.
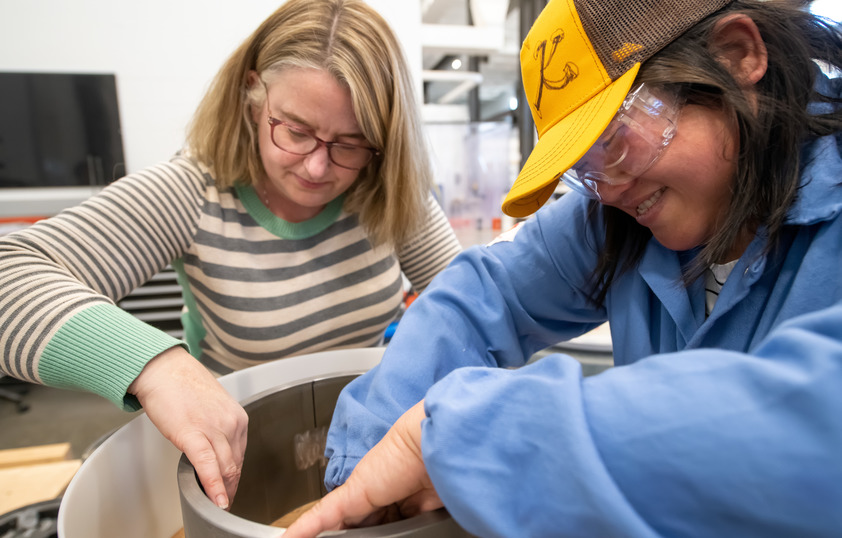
left=325, top=76, right=842, bottom=537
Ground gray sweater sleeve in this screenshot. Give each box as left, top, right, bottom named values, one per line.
left=396, top=194, right=462, bottom=293
left=0, top=155, right=206, bottom=408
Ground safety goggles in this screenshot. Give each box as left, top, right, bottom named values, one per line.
left=560, top=83, right=682, bottom=200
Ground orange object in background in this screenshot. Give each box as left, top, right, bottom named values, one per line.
left=0, top=217, right=46, bottom=236
left=0, top=216, right=48, bottom=224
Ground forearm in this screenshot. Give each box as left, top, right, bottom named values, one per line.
left=0, top=157, right=204, bottom=391
left=324, top=247, right=529, bottom=489
left=326, top=201, right=607, bottom=490
left=37, top=304, right=184, bottom=410
left=422, top=303, right=842, bottom=537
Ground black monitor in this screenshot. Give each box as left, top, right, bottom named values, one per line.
left=0, top=72, right=126, bottom=188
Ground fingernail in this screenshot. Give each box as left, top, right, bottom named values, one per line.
left=215, top=495, right=229, bottom=510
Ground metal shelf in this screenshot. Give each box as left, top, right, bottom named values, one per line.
left=117, top=265, right=184, bottom=339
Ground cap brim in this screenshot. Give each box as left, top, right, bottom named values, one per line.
left=502, top=65, right=640, bottom=218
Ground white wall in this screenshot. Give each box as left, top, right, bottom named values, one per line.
left=811, top=0, right=842, bottom=22
left=0, top=0, right=422, bottom=174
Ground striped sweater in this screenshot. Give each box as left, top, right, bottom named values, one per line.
left=0, top=155, right=461, bottom=409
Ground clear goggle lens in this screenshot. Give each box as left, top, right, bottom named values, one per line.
left=560, top=84, right=681, bottom=200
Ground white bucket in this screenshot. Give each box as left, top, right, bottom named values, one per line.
left=58, top=348, right=385, bottom=538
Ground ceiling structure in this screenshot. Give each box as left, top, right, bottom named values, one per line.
left=420, top=0, right=523, bottom=123
left=421, top=0, right=842, bottom=123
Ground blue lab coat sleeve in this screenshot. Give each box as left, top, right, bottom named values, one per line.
left=324, top=193, right=610, bottom=490
left=422, top=300, right=842, bottom=537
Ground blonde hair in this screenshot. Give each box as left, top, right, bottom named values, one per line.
left=187, top=0, right=431, bottom=247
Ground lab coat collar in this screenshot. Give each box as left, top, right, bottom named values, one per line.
left=787, top=72, right=842, bottom=226
left=787, top=133, right=842, bottom=225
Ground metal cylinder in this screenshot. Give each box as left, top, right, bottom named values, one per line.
left=178, top=374, right=472, bottom=537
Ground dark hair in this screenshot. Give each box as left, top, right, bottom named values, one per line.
left=588, top=0, right=842, bottom=307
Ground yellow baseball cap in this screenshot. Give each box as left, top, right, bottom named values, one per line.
left=503, top=0, right=734, bottom=218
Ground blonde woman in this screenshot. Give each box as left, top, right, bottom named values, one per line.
left=0, top=0, right=461, bottom=510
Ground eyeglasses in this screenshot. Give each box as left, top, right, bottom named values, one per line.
left=267, top=116, right=381, bottom=170
left=561, top=84, right=682, bottom=200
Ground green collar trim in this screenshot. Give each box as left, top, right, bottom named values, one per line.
left=236, top=185, right=344, bottom=239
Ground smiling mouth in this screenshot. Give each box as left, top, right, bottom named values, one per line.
left=298, top=176, right=326, bottom=188
left=636, top=187, right=665, bottom=216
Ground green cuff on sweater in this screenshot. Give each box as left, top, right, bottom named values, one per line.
left=38, top=303, right=185, bottom=411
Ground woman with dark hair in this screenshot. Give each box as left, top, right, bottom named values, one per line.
left=288, top=0, right=842, bottom=536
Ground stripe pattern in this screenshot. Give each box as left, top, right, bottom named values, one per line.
left=704, top=259, right=738, bottom=317
left=0, top=155, right=461, bottom=380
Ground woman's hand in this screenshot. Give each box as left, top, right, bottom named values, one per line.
left=284, top=401, right=442, bottom=537
left=128, top=347, right=248, bottom=510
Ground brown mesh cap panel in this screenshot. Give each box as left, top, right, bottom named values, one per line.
left=576, top=0, right=734, bottom=80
